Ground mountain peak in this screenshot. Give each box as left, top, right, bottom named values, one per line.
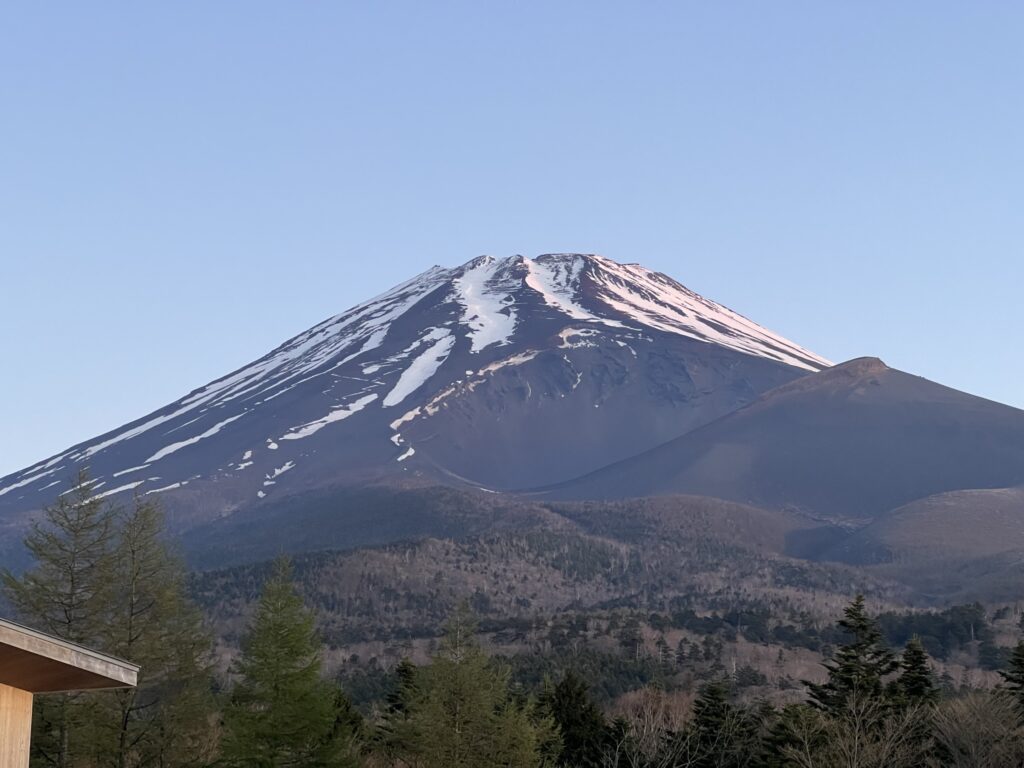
left=442, top=254, right=830, bottom=371
left=0, top=253, right=828, bottom=518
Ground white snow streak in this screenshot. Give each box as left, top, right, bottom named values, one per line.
left=0, top=467, right=62, bottom=497
left=145, top=482, right=183, bottom=495
left=382, top=331, right=455, bottom=407
left=94, top=480, right=145, bottom=500
left=525, top=256, right=619, bottom=327
left=281, top=393, right=379, bottom=440
left=267, top=461, right=295, bottom=480
left=589, top=258, right=829, bottom=371
left=146, top=413, right=247, bottom=463
left=453, top=258, right=517, bottom=352
left=113, top=464, right=150, bottom=478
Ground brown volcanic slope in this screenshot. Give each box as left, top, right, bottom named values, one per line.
left=826, top=486, right=1024, bottom=565
left=545, top=358, right=1024, bottom=523
left=819, top=486, right=1024, bottom=601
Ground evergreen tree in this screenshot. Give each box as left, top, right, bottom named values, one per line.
left=386, top=658, right=418, bottom=718
left=683, top=679, right=763, bottom=768
left=806, top=595, right=898, bottom=714
left=897, top=636, right=938, bottom=705
left=2, top=471, right=117, bottom=768
left=398, top=604, right=558, bottom=768
left=375, top=658, right=418, bottom=761
left=762, top=704, right=824, bottom=768
left=689, top=679, right=732, bottom=767
left=85, top=496, right=216, bottom=767
left=221, top=558, right=359, bottom=767
left=539, top=670, right=607, bottom=768
left=1000, top=640, right=1024, bottom=714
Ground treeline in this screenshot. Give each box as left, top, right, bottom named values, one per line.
left=8, top=477, right=1024, bottom=766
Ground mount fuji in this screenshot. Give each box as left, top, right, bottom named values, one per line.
left=0, top=254, right=827, bottom=541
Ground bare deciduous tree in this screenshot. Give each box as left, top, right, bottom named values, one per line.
left=781, top=695, right=931, bottom=768
left=928, top=692, right=1024, bottom=768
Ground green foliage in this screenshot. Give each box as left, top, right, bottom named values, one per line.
left=221, top=558, right=360, bottom=768
left=2, top=472, right=116, bottom=642
left=2, top=476, right=216, bottom=768
left=2, top=472, right=117, bottom=768
left=388, top=604, right=559, bottom=768
left=684, top=679, right=766, bottom=768
left=373, top=657, right=419, bottom=761
left=896, top=636, right=939, bottom=705
left=877, top=602, right=992, bottom=660
left=86, top=497, right=216, bottom=767
left=539, top=670, right=608, bottom=768
left=805, top=595, right=898, bottom=715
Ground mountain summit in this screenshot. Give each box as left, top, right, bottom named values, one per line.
left=0, top=254, right=826, bottom=533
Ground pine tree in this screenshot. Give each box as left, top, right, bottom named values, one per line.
left=763, top=704, right=825, bottom=767
left=539, top=670, right=607, bottom=768
left=2, top=471, right=117, bottom=768
left=1000, top=640, right=1024, bottom=714
left=85, top=495, right=216, bottom=767
left=806, top=595, right=898, bottom=714
left=221, top=558, right=360, bottom=767
left=687, top=679, right=746, bottom=768
left=375, top=658, right=419, bottom=760
left=897, top=636, right=938, bottom=705
left=398, top=604, right=558, bottom=768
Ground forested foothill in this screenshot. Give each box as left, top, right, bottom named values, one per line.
left=6, top=477, right=1024, bottom=767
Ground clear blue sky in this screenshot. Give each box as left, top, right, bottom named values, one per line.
left=2, top=3, right=1022, bottom=476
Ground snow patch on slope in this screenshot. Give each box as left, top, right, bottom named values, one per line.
left=281, top=393, right=379, bottom=440
left=0, top=467, right=63, bottom=498
left=453, top=258, right=518, bottom=353
left=383, top=330, right=455, bottom=407
left=61, top=265, right=451, bottom=465
left=267, top=461, right=295, bottom=480
left=94, top=480, right=145, bottom=500
left=146, top=413, right=247, bottom=463
left=525, top=255, right=620, bottom=326
left=588, top=258, right=830, bottom=371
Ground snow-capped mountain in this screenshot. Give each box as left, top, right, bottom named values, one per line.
left=0, top=254, right=828, bottom=537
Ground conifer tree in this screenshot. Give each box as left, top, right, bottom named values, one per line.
left=398, top=604, right=558, bottom=768
left=2, top=471, right=117, bottom=768
left=1000, top=640, right=1024, bottom=714
left=86, top=496, right=216, bottom=767
left=539, top=670, right=607, bottom=768
left=685, top=679, right=762, bottom=768
left=375, top=658, right=419, bottom=761
left=221, top=558, right=360, bottom=768
left=806, top=595, right=898, bottom=714
left=897, top=636, right=939, bottom=705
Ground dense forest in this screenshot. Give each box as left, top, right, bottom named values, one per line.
left=5, top=479, right=1024, bottom=767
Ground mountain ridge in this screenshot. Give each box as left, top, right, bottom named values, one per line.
left=544, top=357, right=1024, bottom=521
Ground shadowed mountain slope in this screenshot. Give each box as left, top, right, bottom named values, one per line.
left=546, top=358, right=1024, bottom=522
